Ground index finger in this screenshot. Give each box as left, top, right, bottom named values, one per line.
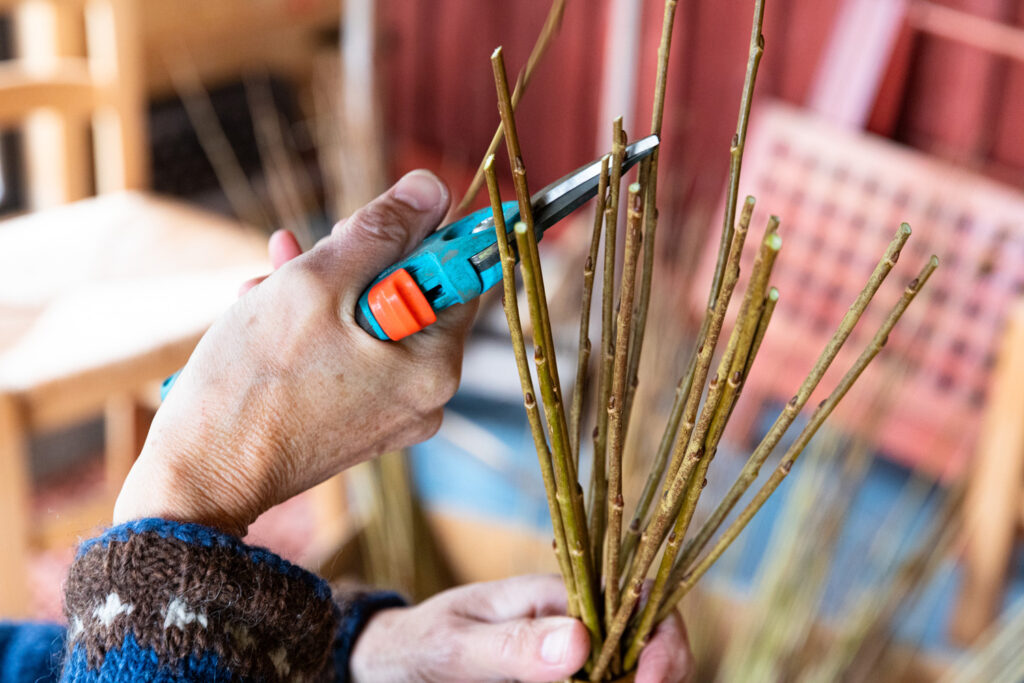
left=443, top=574, right=571, bottom=623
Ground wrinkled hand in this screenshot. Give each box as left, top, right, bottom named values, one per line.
left=350, top=575, right=691, bottom=683
left=114, top=171, right=478, bottom=536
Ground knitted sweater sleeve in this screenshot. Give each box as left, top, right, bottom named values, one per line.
left=59, top=518, right=405, bottom=682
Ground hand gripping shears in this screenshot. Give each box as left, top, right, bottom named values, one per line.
left=356, top=134, right=659, bottom=341
left=160, top=135, right=658, bottom=400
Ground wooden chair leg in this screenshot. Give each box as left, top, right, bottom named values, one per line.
left=15, top=0, right=91, bottom=209
left=104, top=394, right=152, bottom=497
left=951, top=303, right=1024, bottom=643
left=304, top=473, right=353, bottom=570
left=0, top=394, right=32, bottom=618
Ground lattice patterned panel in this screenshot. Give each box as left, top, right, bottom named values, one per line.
left=691, top=103, right=1024, bottom=479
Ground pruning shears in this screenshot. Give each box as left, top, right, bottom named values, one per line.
left=161, top=135, right=658, bottom=400
left=356, top=134, right=659, bottom=341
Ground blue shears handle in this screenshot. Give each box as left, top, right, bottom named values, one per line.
left=354, top=200, right=525, bottom=341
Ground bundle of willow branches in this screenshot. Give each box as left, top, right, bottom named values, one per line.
left=479, top=0, right=937, bottom=679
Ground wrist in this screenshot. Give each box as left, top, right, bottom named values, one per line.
left=113, top=435, right=259, bottom=537
left=350, top=607, right=405, bottom=682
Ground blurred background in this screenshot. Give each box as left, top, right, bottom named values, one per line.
left=0, top=0, right=1022, bottom=680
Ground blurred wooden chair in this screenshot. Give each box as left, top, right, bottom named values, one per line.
left=7, top=0, right=147, bottom=209
left=0, top=0, right=270, bottom=619
left=691, top=101, right=1024, bottom=638
left=0, top=193, right=268, bottom=617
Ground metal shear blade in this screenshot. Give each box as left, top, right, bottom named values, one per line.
left=470, top=134, right=659, bottom=272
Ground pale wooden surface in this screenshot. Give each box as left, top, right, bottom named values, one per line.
left=953, top=301, right=1024, bottom=642
left=0, top=191, right=268, bottom=617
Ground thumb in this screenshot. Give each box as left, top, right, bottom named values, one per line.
left=317, top=170, right=450, bottom=298
left=458, top=616, right=589, bottom=682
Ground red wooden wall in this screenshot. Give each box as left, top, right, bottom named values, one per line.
left=375, top=0, right=1024, bottom=216
left=893, top=0, right=1024, bottom=187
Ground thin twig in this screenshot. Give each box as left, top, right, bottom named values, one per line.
left=517, top=222, right=603, bottom=654
left=710, top=0, right=765, bottom=309
left=571, top=155, right=610, bottom=469
left=590, top=118, right=627, bottom=568
left=619, top=194, right=753, bottom=571
left=485, top=156, right=578, bottom=616
left=604, top=183, right=644, bottom=624
left=492, top=47, right=602, bottom=652
left=657, top=255, right=940, bottom=617
left=663, top=196, right=754, bottom=487
left=457, top=0, right=567, bottom=213
left=745, top=286, right=779, bottom=378
left=165, top=52, right=270, bottom=229
left=625, top=0, right=680, bottom=420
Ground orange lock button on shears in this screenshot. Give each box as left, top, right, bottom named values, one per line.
left=366, top=268, right=438, bottom=341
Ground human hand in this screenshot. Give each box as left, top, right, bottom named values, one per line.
left=114, top=171, right=478, bottom=536
left=350, top=574, right=692, bottom=683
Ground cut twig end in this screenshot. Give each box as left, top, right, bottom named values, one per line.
left=768, top=286, right=780, bottom=301
left=491, top=46, right=504, bottom=60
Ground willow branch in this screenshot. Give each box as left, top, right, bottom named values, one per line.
left=663, top=196, right=754, bottom=486
left=457, top=0, right=567, bottom=213
left=625, top=0, right=680, bottom=419
left=492, top=48, right=562, bottom=391
left=493, top=48, right=601, bottom=650
left=571, top=155, right=610, bottom=469
left=604, top=183, right=644, bottom=624
left=674, top=223, right=914, bottom=578
left=589, top=117, right=627, bottom=567
left=484, top=157, right=577, bottom=616
left=658, top=255, right=939, bottom=618
left=745, top=286, right=779, bottom=378
left=619, top=357, right=693, bottom=568
left=516, top=223, right=603, bottom=652
left=710, top=0, right=765, bottom=310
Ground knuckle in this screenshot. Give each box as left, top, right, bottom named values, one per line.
left=285, top=260, right=336, bottom=311
left=347, top=202, right=412, bottom=249
left=412, top=364, right=459, bottom=409
left=496, top=621, right=529, bottom=663
left=423, top=628, right=461, bottom=679
left=414, top=409, right=444, bottom=442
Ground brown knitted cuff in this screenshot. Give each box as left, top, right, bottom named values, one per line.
left=64, top=519, right=338, bottom=680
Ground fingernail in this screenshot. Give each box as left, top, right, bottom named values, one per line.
left=393, top=170, right=445, bottom=211
left=541, top=621, right=574, bottom=665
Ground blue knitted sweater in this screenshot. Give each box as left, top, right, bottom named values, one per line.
left=0, top=519, right=404, bottom=682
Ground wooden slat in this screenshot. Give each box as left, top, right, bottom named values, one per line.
left=908, top=0, right=1024, bottom=64
left=953, top=301, right=1024, bottom=642
left=0, top=60, right=95, bottom=124
left=86, top=0, right=148, bottom=192
left=16, top=0, right=92, bottom=208
left=0, top=394, right=31, bottom=618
